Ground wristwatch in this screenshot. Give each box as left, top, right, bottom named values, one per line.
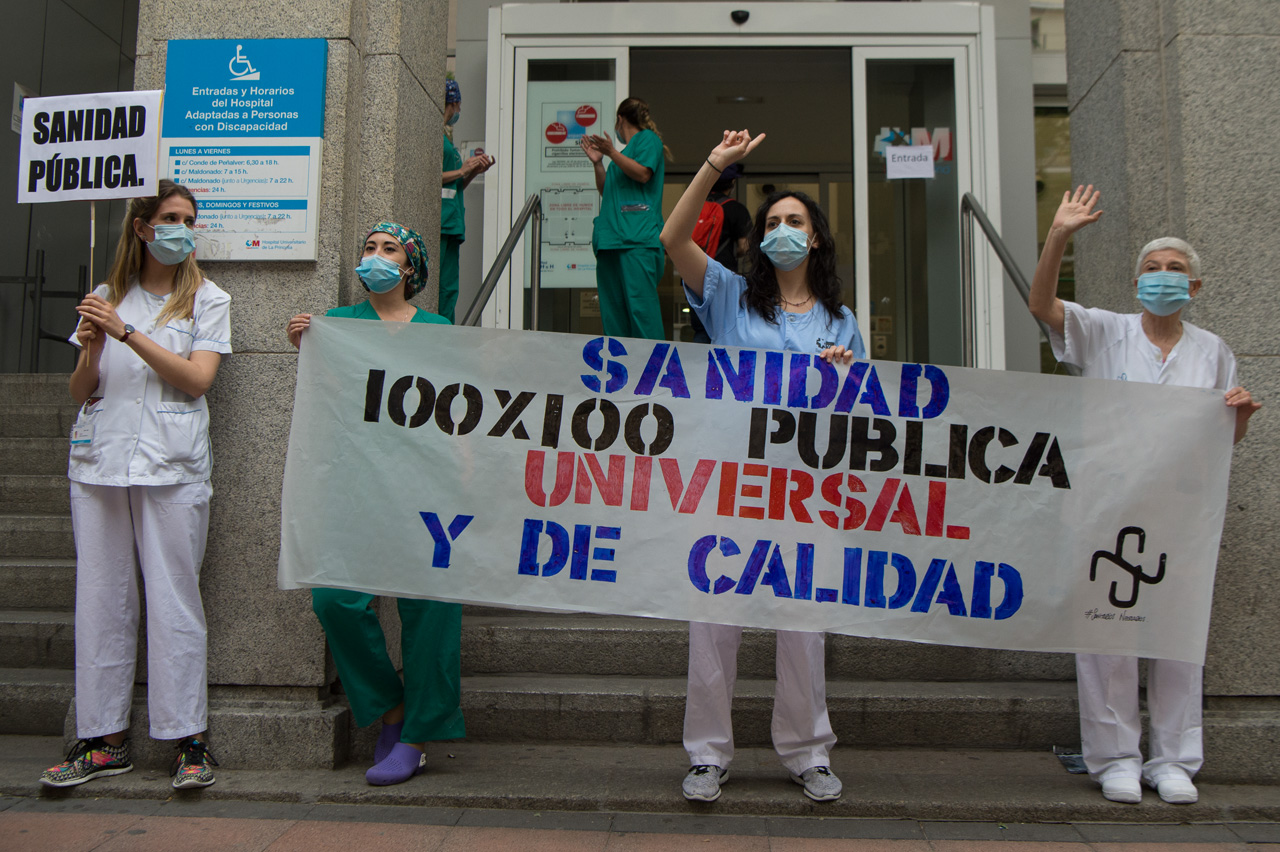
left=118, top=324, right=135, bottom=343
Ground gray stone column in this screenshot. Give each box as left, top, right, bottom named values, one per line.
left=129, top=0, right=448, bottom=768
left=1065, top=1, right=1280, bottom=699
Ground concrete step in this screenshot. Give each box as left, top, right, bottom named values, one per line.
left=0, top=514, right=76, bottom=558
left=0, top=374, right=73, bottom=406
left=0, top=610, right=75, bottom=669
left=0, top=437, right=68, bottom=475
left=5, top=736, right=1280, bottom=821
left=0, top=557, right=76, bottom=610
left=458, top=674, right=1080, bottom=750
left=0, top=668, right=73, bottom=735
left=460, top=613, right=1075, bottom=681
left=0, top=474, right=69, bottom=513
left=60, top=690, right=351, bottom=771
left=0, top=403, right=79, bottom=438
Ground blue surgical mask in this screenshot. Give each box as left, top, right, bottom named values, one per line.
left=1136, top=270, right=1192, bottom=316
left=147, top=224, right=195, bottom=265
left=356, top=255, right=406, bottom=294
left=447, top=110, right=460, bottom=127
left=760, top=223, right=812, bottom=271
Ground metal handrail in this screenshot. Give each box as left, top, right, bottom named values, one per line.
left=960, top=192, right=1080, bottom=376
left=461, top=194, right=542, bottom=328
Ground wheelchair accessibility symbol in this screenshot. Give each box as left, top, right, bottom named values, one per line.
left=229, top=44, right=259, bottom=81
left=1090, top=526, right=1166, bottom=609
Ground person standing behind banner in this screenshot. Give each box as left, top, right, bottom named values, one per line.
left=287, top=222, right=465, bottom=786
left=440, top=77, right=495, bottom=323
left=1030, top=185, right=1260, bottom=806
left=689, top=162, right=752, bottom=343
left=43, top=180, right=231, bottom=791
left=661, top=129, right=865, bottom=805
left=579, top=97, right=671, bottom=339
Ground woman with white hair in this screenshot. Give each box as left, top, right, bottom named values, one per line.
left=1030, top=185, right=1260, bottom=806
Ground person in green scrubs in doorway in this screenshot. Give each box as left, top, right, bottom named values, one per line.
left=286, top=222, right=465, bottom=787
left=440, top=78, right=495, bottom=323
left=580, top=97, right=671, bottom=339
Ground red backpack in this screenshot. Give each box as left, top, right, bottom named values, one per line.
left=692, top=198, right=730, bottom=257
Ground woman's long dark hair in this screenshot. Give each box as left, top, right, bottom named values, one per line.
left=742, top=190, right=844, bottom=324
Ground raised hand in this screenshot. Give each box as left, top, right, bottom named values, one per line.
left=578, top=136, right=603, bottom=164
left=1052, top=184, right=1103, bottom=236
left=708, top=129, right=766, bottom=171
left=464, top=153, right=495, bottom=177
left=585, top=132, right=617, bottom=159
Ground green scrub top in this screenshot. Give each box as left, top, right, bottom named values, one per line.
left=593, top=128, right=665, bottom=250
left=326, top=300, right=449, bottom=325
left=442, top=133, right=465, bottom=238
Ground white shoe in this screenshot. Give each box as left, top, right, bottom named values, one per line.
left=682, top=765, right=727, bottom=802
left=790, top=766, right=842, bottom=802
left=1101, top=776, right=1142, bottom=804
left=1149, top=775, right=1198, bottom=804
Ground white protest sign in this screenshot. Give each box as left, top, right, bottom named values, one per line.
left=279, top=320, right=1235, bottom=665
left=886, top=145, right=935, bottom=180
left=18, top=90, right=163, bottom=203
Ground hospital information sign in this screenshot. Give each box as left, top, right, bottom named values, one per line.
left=162, top=39, right=327, bottom=261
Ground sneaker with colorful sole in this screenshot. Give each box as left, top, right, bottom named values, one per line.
left=40, top=738, right=133, bottom=788
left=171, top=737, right=219, bottom=789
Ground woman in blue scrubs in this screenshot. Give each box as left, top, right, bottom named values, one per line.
left=660, top=129, right=865, bottom=804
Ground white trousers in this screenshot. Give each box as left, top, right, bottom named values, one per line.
left=684, top=622, right=836, bottom=775
left=70, top=481, right=211, bottom=740
left=1075, top=653, right=1203, bottom=784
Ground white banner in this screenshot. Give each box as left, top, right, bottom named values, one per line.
left=279, top=319, right=1235, bottom=665
left=18, top=90, right=163, bottom=203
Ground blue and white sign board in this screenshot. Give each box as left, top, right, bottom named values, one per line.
left=162, top=39, right=326, bottom=261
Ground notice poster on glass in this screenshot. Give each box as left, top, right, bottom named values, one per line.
left=161, top=39, right=327, bottom=261
left=524, top=82, right=614, bottom=289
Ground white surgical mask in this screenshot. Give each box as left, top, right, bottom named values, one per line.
left=146, top=224, right=196, bottom=265
left=760, top=223, right=812, bottom=271
left=1136, top=270, right=1192, bottom=316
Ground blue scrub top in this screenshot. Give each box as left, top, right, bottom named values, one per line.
left=684, top=258, right=866, bottom=358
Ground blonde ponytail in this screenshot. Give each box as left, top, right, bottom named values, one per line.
left=617, top=97, right=673, bottom=162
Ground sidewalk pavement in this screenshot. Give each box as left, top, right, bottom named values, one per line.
left=5, top=735, right=1280, bottom=850
left=6, top=796, right=1280, bottom=852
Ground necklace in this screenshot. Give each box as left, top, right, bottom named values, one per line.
left=379, top=304, right=417, bottom=322
left=778, top=292, right=813, bottom=309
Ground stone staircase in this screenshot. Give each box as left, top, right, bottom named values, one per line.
left=0, top=371, right=1127, bottom=766
left=457, top=611, right=1080, bottom=752
left=5, top=372, right=1274, bottom=791
left=0, top=374, right=77, bottom=736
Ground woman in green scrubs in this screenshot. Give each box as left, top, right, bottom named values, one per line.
left=440, top=78, right=495, bottom=323
left=286, top=222, right=464, bottom=786
left=580, top=98, right=671, bottom=339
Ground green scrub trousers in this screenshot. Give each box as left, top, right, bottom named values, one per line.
left=438, top=235, right=461, bottom=324
left=592, top=128, right=666, bottom=340
left=596, top=247, right=666, bottom=340
left=311, top=589, right=465, bottom=743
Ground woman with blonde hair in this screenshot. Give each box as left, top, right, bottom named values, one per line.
left=580, top=97, right=672, bottom=339
left=42, top=179, right=232, bottom=790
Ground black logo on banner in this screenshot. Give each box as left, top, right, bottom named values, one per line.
left=1090, top=526, right=1166, bottom=609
